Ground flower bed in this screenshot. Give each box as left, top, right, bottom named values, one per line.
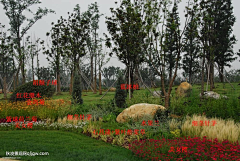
left=129, top=136, right=240, bottom=161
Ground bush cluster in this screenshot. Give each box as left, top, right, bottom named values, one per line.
left=9, top=81, right=55, bottom=102
left=115, top=74, right=127, bottom=108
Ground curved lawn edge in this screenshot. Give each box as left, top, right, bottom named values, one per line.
left=0, top=130, right=146, bottom=161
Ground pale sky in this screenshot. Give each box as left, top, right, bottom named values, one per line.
left=0, top=0, right=239, bottom=74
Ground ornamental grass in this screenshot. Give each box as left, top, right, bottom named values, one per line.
left=181, top=114, right=240, bottom=144
left=129, top=136, right=240, bottom=161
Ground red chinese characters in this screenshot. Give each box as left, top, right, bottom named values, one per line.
left=142, top=120, right=160, bottom=126
left=7, top=116, right=37, bottom=123
left=192, top=120, right=216, bottom=126
left=6, top=116, right=37, bottom=129
left=15, top=122, right=33, bottom=129
left=120, top=84, right=139, bottom=90
left=33, top=80, right=57, bottom=86
left=26, top=99, right=45, bottom=105
left=67, top=114, right=92, bottom=121
left=168, top=146, right=188, bottom=153
left=16, top=92, right=42, bottom=99
left=92, top=129, right=145, bottom=135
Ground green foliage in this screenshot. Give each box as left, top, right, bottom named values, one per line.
left=170, top=87, right=240, bottom=123
left=9, top=81, right=55, bottom=102
left=163, top=1, right=181, bottom=81
left=102, top=113, right=117, bottom=123
left=72, top=73, right=83, bottom=104
left=182, top=12, right=200, bottom=83
left=213, top=0, right=237, bottom=82
left=115, top=74, right=127, bottom=108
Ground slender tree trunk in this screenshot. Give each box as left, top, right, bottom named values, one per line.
left=164, top=94, right=170, bottom=109
left=169, top=69, right=172, bottom=84
left=94, top=28, right=97, bottom=94
left=69, top=69, right=73, bottom=94
left=130, top=67, right=134, bottom=99
left=219, top=65, right=224, bottom=83
left=201, top=54, right=205, bottom=96
left=99, top=65, right=102, bottom=95
left=12, top=59, right=16, bottom=90
left=3, top=76, right=7, bottom=99
left=21, top=55, right=25, bottom=85
left=91, top=54, right=94, bottom=91
left=57, top=71, right=61, bottom=94
left=189, top=62, right=192, bottom=84
left=210, top=61, right=214, bottom=91
left=37, top=53, right=40, bottom=80
left=16, top=63, right=21, bottom=88
left=94, top=54, right=97, bottom=94
left=32, top=57, right=34, bottom=81
left=56, top=56, right=61, bottom=94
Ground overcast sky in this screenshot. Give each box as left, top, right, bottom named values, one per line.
left=0, top=0, right=239, bottom=74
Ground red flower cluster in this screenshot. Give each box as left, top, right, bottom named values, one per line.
left=129, top=136, right=240, bottom=161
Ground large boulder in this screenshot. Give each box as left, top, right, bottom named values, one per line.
left=116, top=103, right=166, bottom=123
left=200, top=91, right=228, bottom=99
left=176, top=82, right=192, bottom=97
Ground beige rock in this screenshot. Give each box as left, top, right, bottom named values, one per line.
left=116, top=103, right=166, bottom=123
left=109, top=87, right=116, bottom=92
left=176, top=82, right=192, bottom=97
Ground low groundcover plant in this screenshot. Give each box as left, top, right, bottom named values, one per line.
left=129, top=136, right=240, bottom=161
left=0, top=119, right=87, bottom=131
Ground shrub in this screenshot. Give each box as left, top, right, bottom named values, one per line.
left=102, top=113, right=117, bottom=123
left=72, top=72, right=83, bottom=104
left=9, top=81, right=55, bottom=102
left=115, top=74, right=127, bottom=108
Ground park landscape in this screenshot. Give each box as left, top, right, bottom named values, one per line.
left=0, top=0, right=240, bottom=161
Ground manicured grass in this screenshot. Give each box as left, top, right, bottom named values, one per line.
left=0, top=130, right=146, bottom=161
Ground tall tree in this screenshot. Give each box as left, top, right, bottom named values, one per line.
left=164, top=1, right=181, bottom=85
left=0, top=0, right=54, bottom=85
left=214, top=0, right=237, bottom=83
left=105, top=0, right=147, bottom=99
left=97, top=41, right=110, bottom=95
left=143, top=0, right=195, bottom=108
left=182, top=9, right=200, bottom=84
left=61, top=4, right=90, bottom=94
left=84, top=2, right=103, bottom=94
left=0, top=24, right=13, bottom=99
left=43, top=19, right=65, bottom=95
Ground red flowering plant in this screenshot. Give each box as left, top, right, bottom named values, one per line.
left=128, top=136, right=240, bottom=161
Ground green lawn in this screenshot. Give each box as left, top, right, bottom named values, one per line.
left=0, top=130, right=145, bottom=161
